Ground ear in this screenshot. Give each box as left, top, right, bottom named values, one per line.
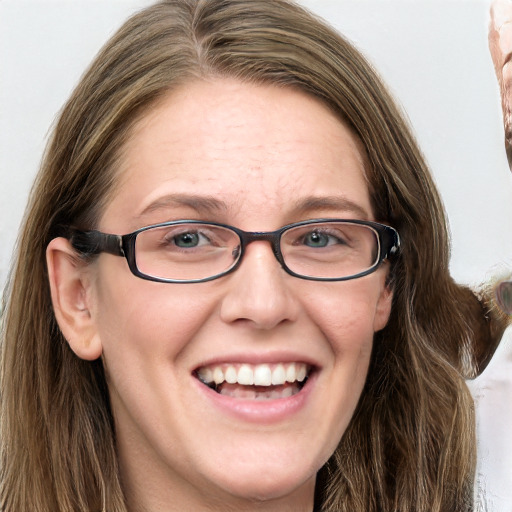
left=373, top=282, right=393, bottom=333
left=46, top=237, right=102, bottom=360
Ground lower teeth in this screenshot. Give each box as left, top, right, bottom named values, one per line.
left=216, top=382, right=302, bottom=400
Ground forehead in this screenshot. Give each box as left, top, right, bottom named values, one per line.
left=102, top=78, right=372, bottom=231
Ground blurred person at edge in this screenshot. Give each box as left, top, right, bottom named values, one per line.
left=468, top=2, right=512, bottom=511
left=491, top=0, right=512, bottom=315
left=0, top=1, right=508, bottom=511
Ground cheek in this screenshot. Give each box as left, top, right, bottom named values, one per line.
left=297, top=282, right=381, bottom=455
left=91, top=261, right=219, bottom=361
left=300, top=279, right=385, bottom=356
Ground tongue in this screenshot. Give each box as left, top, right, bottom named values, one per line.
left=218, top=382, right=300, bottom=400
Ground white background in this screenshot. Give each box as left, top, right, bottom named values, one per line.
left=1, top=0, right=511, bottom=509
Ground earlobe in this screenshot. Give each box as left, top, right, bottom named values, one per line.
left=46, top=237, right=102, bottom=361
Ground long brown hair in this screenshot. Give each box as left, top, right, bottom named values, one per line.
left=1, top=1, right=507, bottom=510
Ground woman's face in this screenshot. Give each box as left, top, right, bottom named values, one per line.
left=83, top=79, right=392, bottom=510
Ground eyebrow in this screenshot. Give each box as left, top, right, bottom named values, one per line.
left=138, top=194, right=228, bottom=218
left=291, top=196, right=371, bottom=219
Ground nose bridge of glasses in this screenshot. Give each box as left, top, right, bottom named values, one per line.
left=238, top=230, right=283, bottom=263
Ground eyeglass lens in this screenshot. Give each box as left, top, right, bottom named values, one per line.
left=133, top=222, right=380, bottom=281
left=496, top=280, right=512, bottom=315
left=281, top=223, right=378, bottom=279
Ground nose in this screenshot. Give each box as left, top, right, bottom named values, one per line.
left=219, top=241, right=300, bottom=330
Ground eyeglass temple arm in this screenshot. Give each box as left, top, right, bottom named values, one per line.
left=69, top=230, right=125, bottom=257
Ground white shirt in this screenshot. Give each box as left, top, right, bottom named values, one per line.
left=469, top=326, right=512, bottom=511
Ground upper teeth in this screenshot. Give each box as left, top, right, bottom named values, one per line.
left=197, top=362, right=309, bottom=387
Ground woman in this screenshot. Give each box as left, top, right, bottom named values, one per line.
left=1, top=1, right=507, bottom=510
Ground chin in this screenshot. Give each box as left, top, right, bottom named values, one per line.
left=201, top=455, right=319, bottom=505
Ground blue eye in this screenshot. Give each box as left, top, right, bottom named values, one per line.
left=174, top=232, right=201, bottom=248
left=170, top=231, right=212, bottom=249
left=154, top=226, right=230, bottom=252
left=303, top=231, right=342, bottom=248
left=304, top=231, right=328, bottom=247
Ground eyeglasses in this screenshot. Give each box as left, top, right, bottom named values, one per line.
left=496, top=280, right=512, bottom=315
left=69, top=219, right=400, bottom=284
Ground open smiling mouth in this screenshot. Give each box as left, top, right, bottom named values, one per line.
left=195, top=363, right=311, bottom=400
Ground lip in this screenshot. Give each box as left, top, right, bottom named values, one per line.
left=191, top=351, right=321, bottom=422
left=193, top=369, right=317, bottom=424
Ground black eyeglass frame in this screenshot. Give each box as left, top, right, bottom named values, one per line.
left=68, top=218, right=400, bottom=284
